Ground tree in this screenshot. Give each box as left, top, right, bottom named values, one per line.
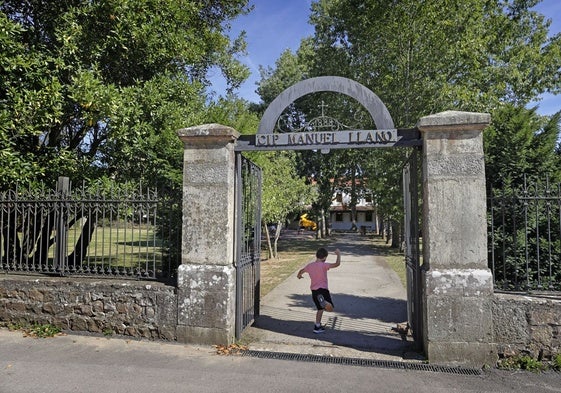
left=484, top=105, right=561, bottom=289
left=308, top=0, right=560, bottom=126
left=0, top=0, right=252, bottom=188
left=246, top=151, right=317, bottom=259
left=205, top=95, right=261, bottom=135
left=257, top=0, right=561, bottom=247
left=0, top=0, right=252, bottom=269
left=364, top=149, right=411, bottom=248
left=256, top=48, right=310, bottom=112
left=484, top=104, right=561, bottom=191
left=0, top=11, right=62, bottom=188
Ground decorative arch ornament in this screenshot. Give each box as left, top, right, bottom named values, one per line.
left=257, top=76, right=395, bottom=134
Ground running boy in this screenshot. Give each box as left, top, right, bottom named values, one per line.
left=297, top=247, right=341, bottom=333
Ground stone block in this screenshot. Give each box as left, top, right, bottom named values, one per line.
left=177, top=123, right=239, bottom=144
left=71, top=316, right=88, bottom=331
left=176, top=264, right=236, bottom=336
left=492, top=298, right=529, bottom=344
left=425, top=295, right=494, bottom=342
left=184, top=161, right=233, bottom=185
left=7, top=301, right=26, bottom=312
left=492, top=293, right=561, bottom=360
left=423, top=179, right=487, bottom=269
left=417, top=111, right=491, bottom=133
left=155, top=292, right=178, bottom=326
left=422, top=129, right=484, bottom=154
left=181, top=187, right=234, bottom=266
left=530, top=325, right=555, bottom=347
left=423, top=266, right=496, bottom=366
left=424, top=153, right=485, bottom=179
left=159, top=326, right=177, bottom=341
left=528, top=305, right=558, bottom=325
left=424, top=269, right=494, bottom=297
left=28, top=288, right=45, bottom=302
left=176, top=325, right=234, bottom=346
left=425, top=341, right=497, bottom=367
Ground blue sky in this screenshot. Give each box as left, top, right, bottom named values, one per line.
left=210, top=0, right=560, bottom=117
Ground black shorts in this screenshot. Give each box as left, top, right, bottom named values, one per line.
left=311, top=288, right=333, bottom=310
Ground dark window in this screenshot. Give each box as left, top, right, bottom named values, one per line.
left=335, top=212, right=343, bottom=222
left=365, top=212, right=373, bottom=222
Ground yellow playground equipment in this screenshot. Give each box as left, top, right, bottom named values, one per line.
left=299, top=214, right=317, bottom=231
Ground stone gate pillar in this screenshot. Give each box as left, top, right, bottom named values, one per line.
left=176, top=123, right=239, bottom=345
left=417, top=111, right=497, bottom=366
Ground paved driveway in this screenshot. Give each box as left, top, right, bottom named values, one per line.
left=245, top=232, right=422, bottom=361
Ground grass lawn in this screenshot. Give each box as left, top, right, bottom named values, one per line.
left=370, top=236, right=407, bottom=287
left=44, top=221, right=163, bottom=268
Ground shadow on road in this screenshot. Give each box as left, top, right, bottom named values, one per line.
left=253, top=304, right=417, bottom=358
left=247, top=231, right=424, bottom=361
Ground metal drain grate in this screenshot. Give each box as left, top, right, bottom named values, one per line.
left=240, top=350, right=482, bottom=376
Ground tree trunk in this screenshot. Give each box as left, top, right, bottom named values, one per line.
left=273, top=221, right=283, bottom=259
left=67, top=212, right=98, bottom=269
left=350, top=170, right=358, bottom=231
left=320, top=208, right=328, bottom=238
left=390, top=219, right=400, bottom=248
left=263, top=224, right=273, bottom=259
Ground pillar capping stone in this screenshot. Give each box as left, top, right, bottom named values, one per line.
left=177, top=123, right=240, bottom=145
left=417, top=110, right=491, bottom=132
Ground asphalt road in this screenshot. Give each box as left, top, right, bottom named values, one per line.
left=1, top=328, right=561, bottom=393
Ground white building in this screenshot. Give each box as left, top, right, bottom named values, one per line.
left=328, top=187, right=378, bottom=233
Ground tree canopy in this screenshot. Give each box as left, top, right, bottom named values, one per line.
left=484, top=104, right=561, bottom=191
left=307, top=0, right=561, bottom=126
left=1, top=0, right=252, bottom=189
left=255, top=0, right=561, bottom=245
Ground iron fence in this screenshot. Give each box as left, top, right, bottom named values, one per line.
left=0, top=177, right=181, bottom=281
left=488, top=176, right=561, bottom=292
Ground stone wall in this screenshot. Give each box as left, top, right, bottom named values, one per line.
left=2, top=276, right=561, bottom=360
left=493, top=293, right=561, bottom=360
left=0, top=276, right=178, bottom=340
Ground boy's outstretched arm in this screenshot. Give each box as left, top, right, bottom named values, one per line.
left=297, top=268, right=306, bottom=279
left=331, top=249, right=341, bottom=268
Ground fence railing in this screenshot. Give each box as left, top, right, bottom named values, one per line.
left=488, top=176, right=561, bottom=292
left=0, top=177, right=181, bottom=282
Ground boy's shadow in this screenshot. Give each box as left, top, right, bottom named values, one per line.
left=287, top=293, right=407, bottom=322
left=252, top=294, right=418, bottom=358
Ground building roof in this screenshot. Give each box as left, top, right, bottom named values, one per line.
left=329, top=205, right=375, bottom=212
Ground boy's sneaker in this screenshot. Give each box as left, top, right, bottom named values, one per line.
left=313, top=325, right=326, bottom=334
left=317, top=294, right=334, bottom=312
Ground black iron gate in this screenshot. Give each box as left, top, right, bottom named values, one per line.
left=403, top=148, right=422, bottom=344
left=234, top=154, right=262, bottom=339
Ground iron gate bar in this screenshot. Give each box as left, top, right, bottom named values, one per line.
left=234, top=154, right=262, bottom=339
left=403, top=148, right=422, bottom=344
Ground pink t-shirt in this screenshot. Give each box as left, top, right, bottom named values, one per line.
left=303, top=261, right=332, bottom=290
